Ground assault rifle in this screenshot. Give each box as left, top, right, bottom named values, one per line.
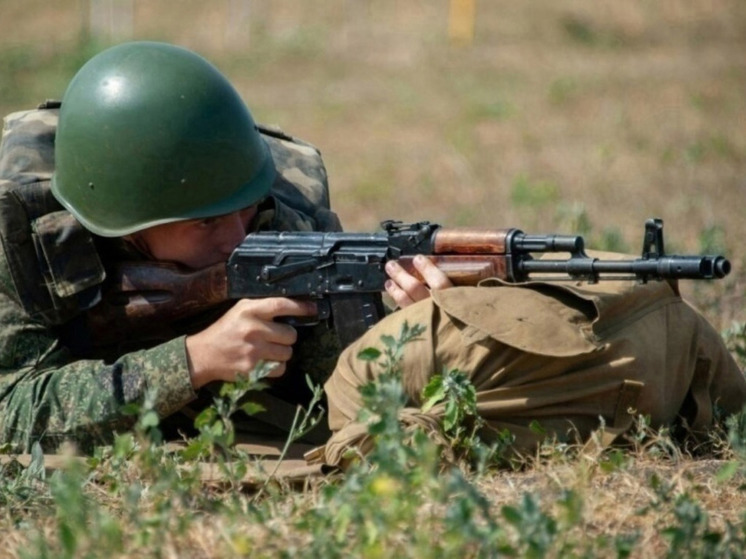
left=88, top=218, right=730, bottom=348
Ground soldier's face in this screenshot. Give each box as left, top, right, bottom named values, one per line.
left=128, top=206, right=258, bottom=269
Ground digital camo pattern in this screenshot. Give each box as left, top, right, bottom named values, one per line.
left=0, top=105, right=344, bottom=453
left=0, top=230, right=197, bottom=452
left=0, top=195, right=342, bottom=453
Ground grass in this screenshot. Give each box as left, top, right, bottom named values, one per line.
left=1, top=1, right=746, bottom=557
left=3, top=324, right=746, bottom=558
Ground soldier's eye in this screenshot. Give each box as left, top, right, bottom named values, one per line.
left=198, top=217, right=217, bottom=227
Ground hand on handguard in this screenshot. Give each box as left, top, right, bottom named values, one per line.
left=384, top=255, right=453, bottom=308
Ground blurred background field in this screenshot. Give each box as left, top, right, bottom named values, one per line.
left=2, top=5, right=746, bottom=555
left=1, top=0, right=744, bottom=328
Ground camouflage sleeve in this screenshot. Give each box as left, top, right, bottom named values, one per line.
left=0, top=261, right=196, bottom=453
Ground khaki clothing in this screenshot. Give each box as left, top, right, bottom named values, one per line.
left=323, top=275, right=746, bottom=464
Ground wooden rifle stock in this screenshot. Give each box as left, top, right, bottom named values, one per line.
left=86, top=261, right=228, bottom=344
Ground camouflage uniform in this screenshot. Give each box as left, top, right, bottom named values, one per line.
left=0, top=105, right=342, bottom=453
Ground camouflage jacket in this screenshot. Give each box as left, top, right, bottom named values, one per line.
left=0, top=104, right=342, bottom=453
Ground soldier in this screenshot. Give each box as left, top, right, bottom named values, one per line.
left=0, top=41, right=345, bottom=453
left=2, top=41, right=744, bottom=464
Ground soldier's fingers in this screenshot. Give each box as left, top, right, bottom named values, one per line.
left=234, top=342, right=292, bottom=379
left=384, top=278, right=418, bottom=309
left=412, top=255, right=453, bottom=290
left=251, top=340, right=294, bottom=363
left=234, top=297, right=317, bottom=321
left=262, top=321, right=299, bottom=346
left=385, top=260, right=430, bottom=302
left=226, top=312, right=299, bottom=346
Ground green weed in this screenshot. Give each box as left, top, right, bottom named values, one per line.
left=287, top=321, right=507, bottom=558
left=2, top=323, right=746, bottom=558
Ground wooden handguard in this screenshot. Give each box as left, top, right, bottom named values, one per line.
left=396, top=255, right=510, bottom=285
left=398, top=227, right=512, bottom=285
left=431, top=228, right=511, bottom=254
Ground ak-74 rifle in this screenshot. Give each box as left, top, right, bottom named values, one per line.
left=88, top=218, right=730, bottom=348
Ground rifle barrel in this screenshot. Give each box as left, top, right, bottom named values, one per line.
left=519, top=255, right=730, bottom=280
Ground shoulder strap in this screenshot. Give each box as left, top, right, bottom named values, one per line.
left=0, top=103, right=104, bottom=325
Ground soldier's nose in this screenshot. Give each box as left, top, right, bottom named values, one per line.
left=218, top=212, right=249, bottom=253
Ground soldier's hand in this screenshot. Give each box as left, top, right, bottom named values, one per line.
left=384, top=255, right=453, bottom=308
left=185, top=297, right=317, bottom=389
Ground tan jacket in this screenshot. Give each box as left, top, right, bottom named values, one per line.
left=323, top=275, right=746, bottom=463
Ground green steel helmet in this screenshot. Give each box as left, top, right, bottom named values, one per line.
left=51, top=41, right=275, bottom=237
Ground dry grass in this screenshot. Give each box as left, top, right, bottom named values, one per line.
left=2, top=0, right=744, bottom=329
left=478, top=455, right=746, bottom=557
left=1, top=2, right=746, bottom=556
left=3, top=443, right=745, bottom=558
